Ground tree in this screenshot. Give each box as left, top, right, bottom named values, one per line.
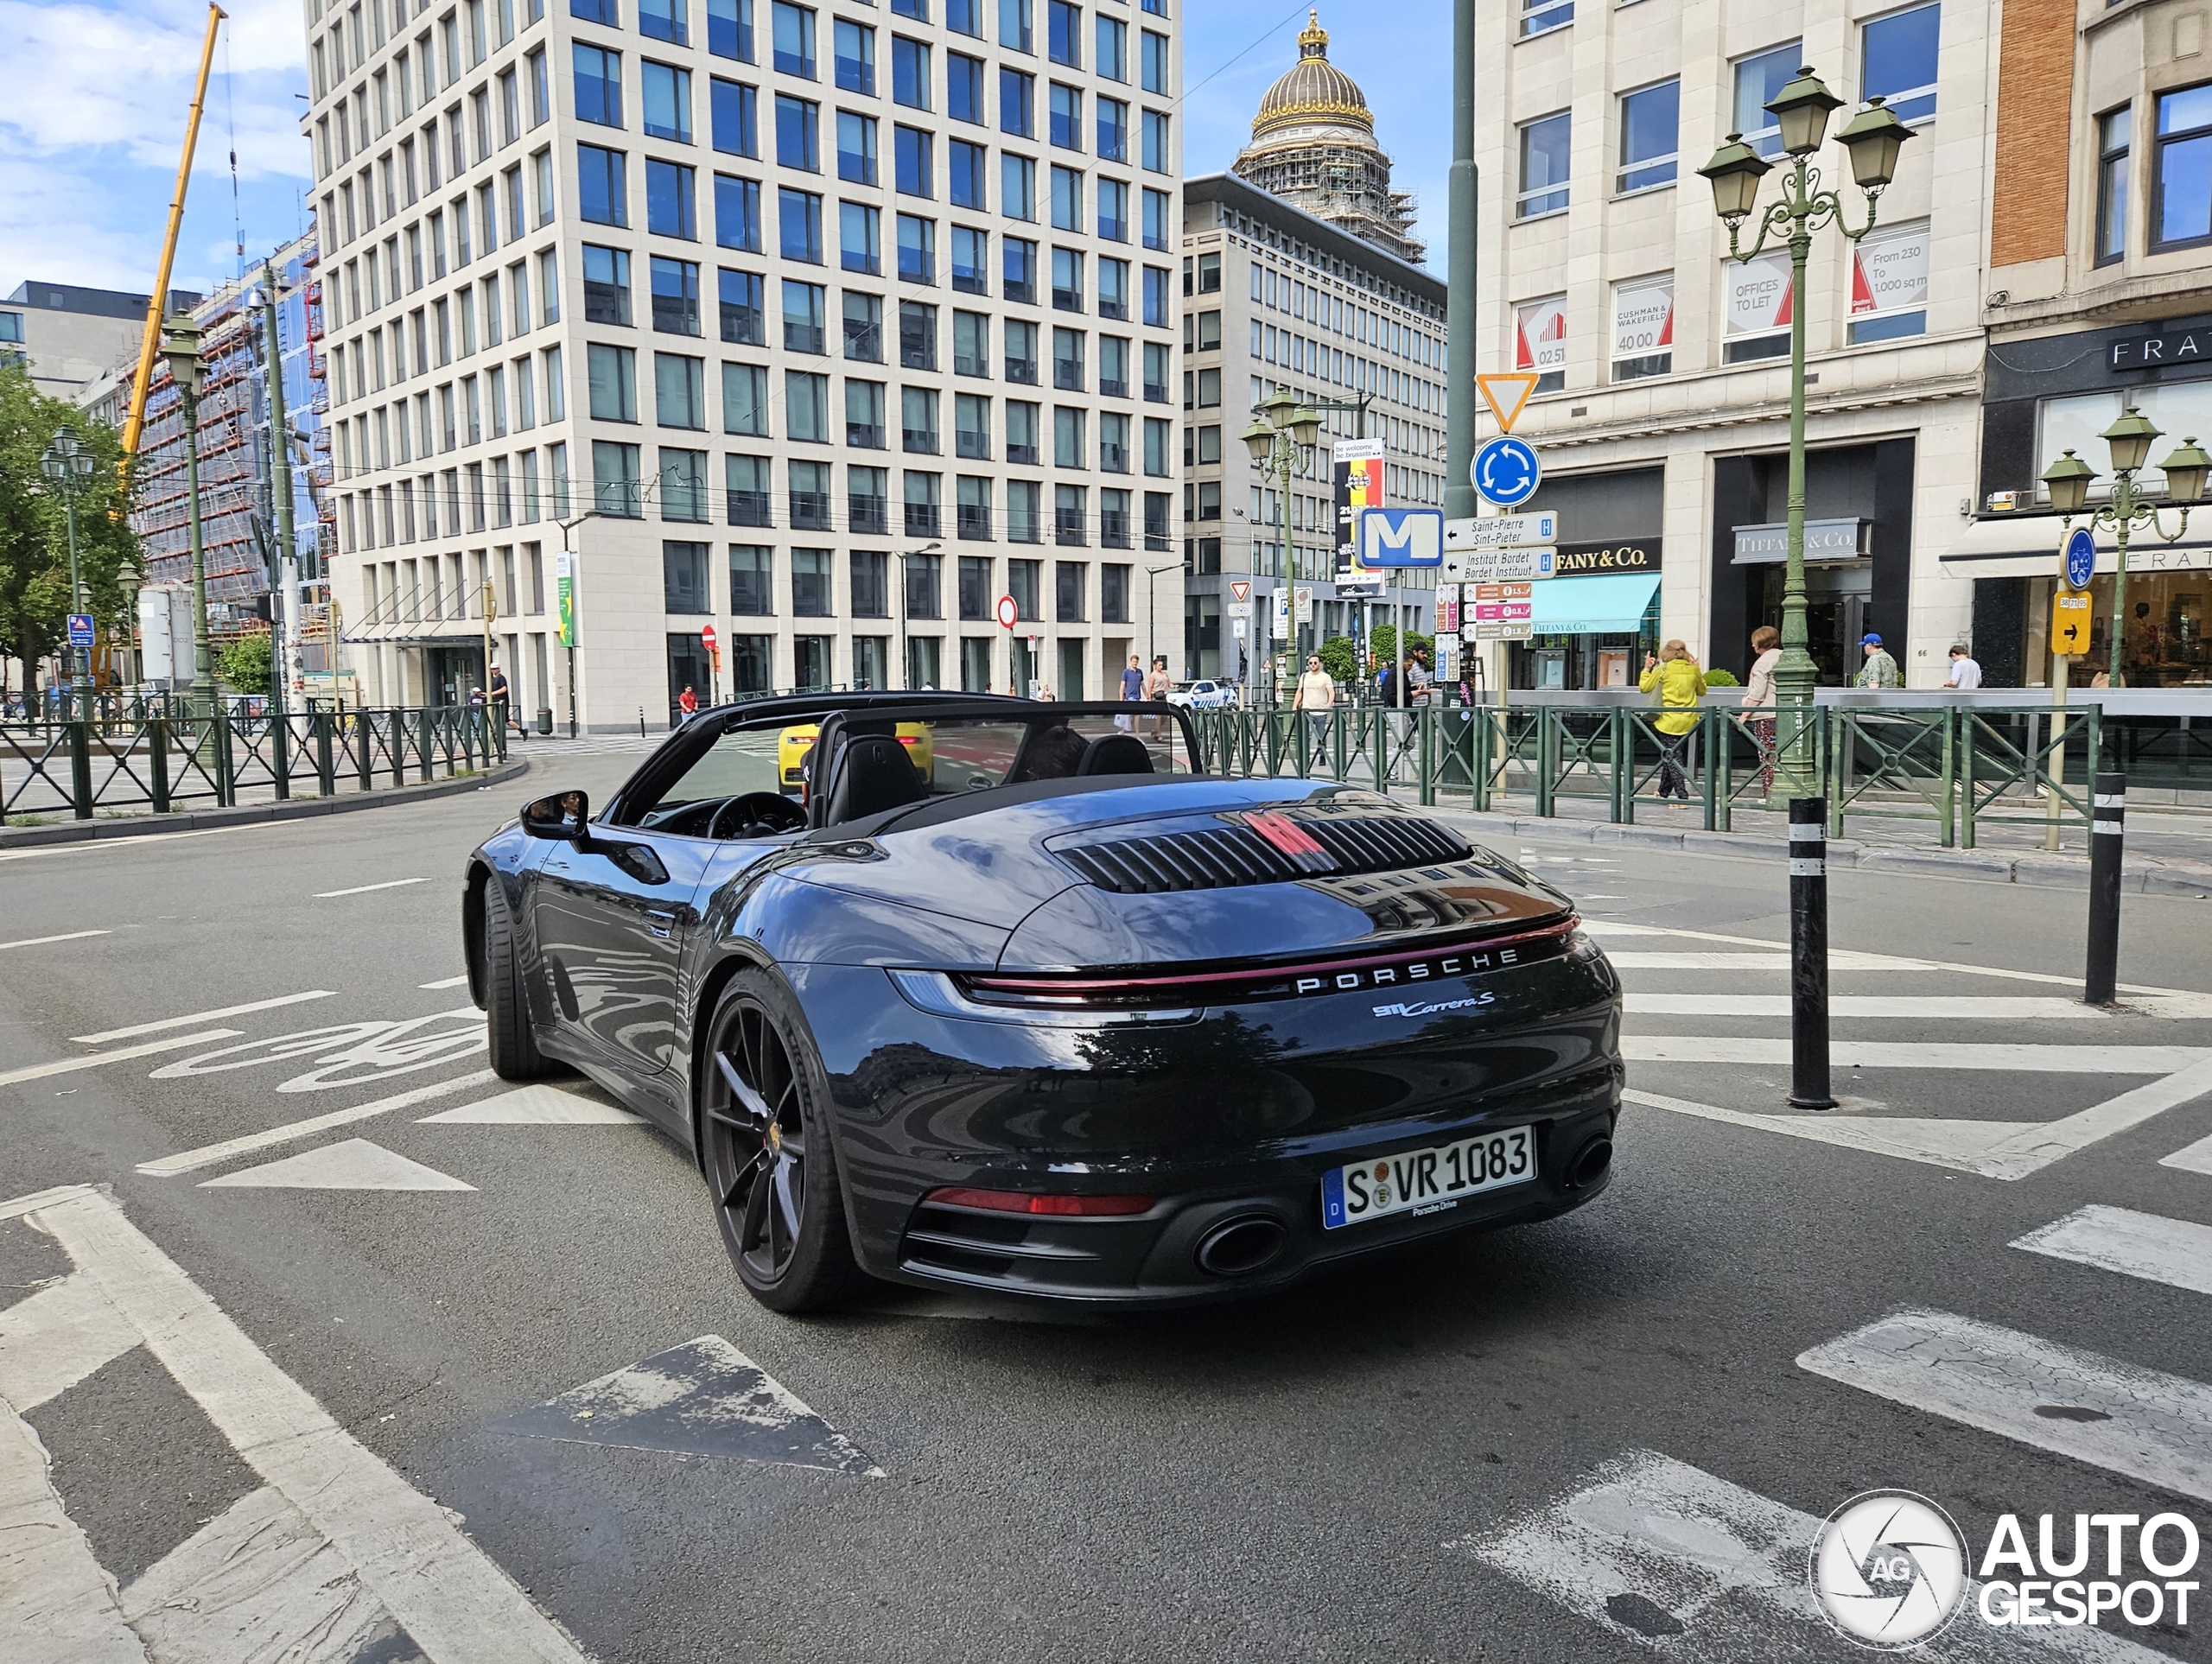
left=1368, top=625, right=1435, bottom=668
left=1317, top=635, right=1357, bottom=683
left=0, top=360, right=143, bottom=701
left=218, top=632, right=273, bottom=695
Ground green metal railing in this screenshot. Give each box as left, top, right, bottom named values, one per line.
left=2, top=706, right=508, bottom=824
left=1192, top=703, right=2113, bottom=845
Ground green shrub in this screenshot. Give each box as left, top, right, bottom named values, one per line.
left=1703, top=668, right=1740, bottom=687
left=217, top=632, right=274, bottom=695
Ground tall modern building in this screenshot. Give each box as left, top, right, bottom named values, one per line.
left=1180, top=172, right=1446, bottom=689
left=1230, top=14, right=1421, bottom=264
left=304, top=0, right=1182, bottom=724
left=1, top=281, right=203, bottom=402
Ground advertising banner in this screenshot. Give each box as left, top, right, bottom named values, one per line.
left=1852, top=220, right=1930, bottom=318
left=1514, top=295, right=1567, bottom=375
left=1611, top=275, right=1675, bottom=362
left=1333, top=437, right=1388, bottom=583
left=555, top=550, right=576, bottom=648
left=1726, top=251, right=1794, bottom=339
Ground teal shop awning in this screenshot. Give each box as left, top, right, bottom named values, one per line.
left=1526, top=572, right=1662, bottom=635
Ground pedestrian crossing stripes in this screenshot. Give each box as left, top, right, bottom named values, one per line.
left=2012, top=1204, right=2212, bottom=1299
left=1798, top=1309, right=2212, bottom=1504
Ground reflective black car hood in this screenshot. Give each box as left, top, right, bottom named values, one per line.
left=782, top=779, right=1572, bottom=970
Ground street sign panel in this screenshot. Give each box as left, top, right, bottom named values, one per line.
left=1466, top=581, right=1535, bottom=643
left=1445, top=511, right=1560, bottom=550
left=1226, top=600, right=1253, bottom=619
left=1232, top=618, right=1248, bottom=639
left=1230, top=579, right=1251, bottom=602
left=2063, top=525, right=2096, bottom=591
left=2053, top=589, right=2093, bottom=656
left=1473, top=436, right=1542, bottom=507
left=1477, top=372, right=1541, bottom=433
left=1357, top=507, right=1446, bottom=567
left=1445, top=545, right=1557, bottom=585
left=996, top=594, right=1019, bottom=630
left=700, top=623, right=717, bottom=651
left=67, top=613, right=95, bottom=648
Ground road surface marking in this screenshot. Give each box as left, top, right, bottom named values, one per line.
left=17, top=1184, right=592, bottom=1663
left=1798, top=1308, right=2212, bottom=1503
left=1458, top=1447, right=2163, bottom=1661
left=139, top=1069, right=498, bottom=1178
left=418, top=1084, right=644, bottom=1123
left=121, top=1484, right=423, bottom=1664
left=1627, top=994, right=2120, bottom=1020
left=0, top=1273, right=141, bottom=1413
left=2012, top=1204, right=2212, bottom=1298
left=1624, top=1038, right=2205, bottom=1073
left=2163, top=1130, right=2212, bottom=1177
left=0, top=1394, right=147, bottom=1661
left=315, top=877, right=433, bottom=898
left=0, top=1029, right=242, bottom=1090
left=200, top=1138, right=477, bottom=1191
left=419, top=974, right=472, bottom=989
left=70, top=989, right=340, bottom=1045
left=0, top=930, right=111, bottom=952
left=0, top=823, right=275, bottom=863
left=493, top=1336, right=884, bottom=1476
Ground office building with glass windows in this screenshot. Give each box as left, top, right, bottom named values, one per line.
left=304, top=0, right=1179, bottom=723
left=1480, top=0, right=1988, bottom=690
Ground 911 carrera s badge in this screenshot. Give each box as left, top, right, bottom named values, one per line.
left=1371, top=994, right=1496, bottom=1019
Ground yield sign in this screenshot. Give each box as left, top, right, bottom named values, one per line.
left=1230, top=580, right=1251, bottom=602
left=1477, top=372, right=1542, bottom=434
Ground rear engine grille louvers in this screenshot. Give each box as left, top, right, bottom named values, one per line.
left=1059, top=816, right=1474, bottom=895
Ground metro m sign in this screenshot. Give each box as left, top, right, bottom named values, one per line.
left=1358, top=507, right=1446, bottom=568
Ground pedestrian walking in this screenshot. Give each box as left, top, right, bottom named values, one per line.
left=1116, top=654, right=1144, bottom=730
left=1405, top=654, right=1431, bottom=707
left=1853, top=632, right=1902, bottom=689
left=1945, top=644, right=1982, bottom=689
left=1293, top=653, right=1335, bottom=768
left=1743, top=625, right=1782, bottom=793
left=1146, top=655, right=1172, bottom=736
left=1639, top=639, right=1707, bottom=801
left=677, top=683, right=699, bottom=718
left=487, top=663, right=518, bottom=736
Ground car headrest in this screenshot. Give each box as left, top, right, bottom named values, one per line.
left=823, top=733, right=927, bottom=823
left=1077, top=732, right=1155, bottom=777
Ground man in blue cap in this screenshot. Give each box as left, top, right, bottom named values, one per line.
left=1853, top=632, right=1901, bottom=689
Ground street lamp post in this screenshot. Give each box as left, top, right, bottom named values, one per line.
left=2039, top=412, right=2208, bottom=688
left=159, top=316, right=215, bottom=714
left=556, top=508, right=600, bottom=737
left=1243, top=389, right=1322, bottom=707
left=40, top=431, right=97, bottom=720
left=1699, top=72, right=1915, bottom=800
left=897, top=539, right=941, bottom=689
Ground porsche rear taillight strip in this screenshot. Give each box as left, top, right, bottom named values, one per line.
left=963, top=916, right=1580, bottom=1005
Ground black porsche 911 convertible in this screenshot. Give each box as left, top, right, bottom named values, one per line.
left=464, top=693, right=1623, bottom=1312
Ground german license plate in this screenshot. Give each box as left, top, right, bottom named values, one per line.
left=1320, top=1127, right=1534, bottom=1229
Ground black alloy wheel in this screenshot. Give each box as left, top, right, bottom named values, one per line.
left=700, top=973, right=862, bottom=1312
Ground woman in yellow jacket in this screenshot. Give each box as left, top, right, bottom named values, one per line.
left=1638, top=639, right=1707, bottom=800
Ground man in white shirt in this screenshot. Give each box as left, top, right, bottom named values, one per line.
left=1293, top=655, right=1336, bottom=767
left=1946, top=645, right=1983, bottom=689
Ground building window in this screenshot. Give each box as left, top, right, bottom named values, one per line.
left=779, top=186, right=823, bottom=261
left=847, top=378, right=887, bottom=447
left=902, top=386, right=941, bottom=452
left=1050, top=82, right=1083, bottom=150
left=719, top=266, right=766, bottom=343
left=2154, top=84, right=2212, bottom=251
left=652, top=255, right=702, bottom=333
left=664, top=541, right=710, bottom=611
left=772, top=1, right=816, bottom=78
left=841, top=200, right=881, bottom=272
left=641, top=0, right=689, bottom=45
left=660, top=449, right=709, bottom=520
left=1002, top=154, right=1037, bottom=220
left=1001, top=67, right=1034, bottom=137
left=1052, top=245, right=1084, bottom=310
left=839, top=111, right=878, bottom=184
left=575, top=44, right=623, bottom=127
left=898, top=213, right=937, bottom=282
left=791, top=547, right=833, bottom=614
left=1516, top=111, right=1570, bottom=218
left=905, top=470, right=943, bottom=536
left=579, top=143, right=628, bottom=225
left=835, top=18, right=874, bottom=92
left=1520, top=0, right=1571, bottom=39
left=896, top=124, right=934, bottom=195
left=709, top=0, right=756, bottom=62
left=893, top=35, right=931, bottom=109
left=1609, top=273, right=1672, bottom=381
left=1008, top=557, right=1041, bottom=618
left=1004, top=237, right=1039, bottom=304
left=1096, top=97, right=1128, bottom=163
left=850, top=549, right=888, bottom=616
left=588, top=342, right=638, bottom=419
left=849, top=464, right=889, bottom=533
left=2097, top=105, right=2132, bottom=266
left=642, top=61, right=692, bottom=142
left=730, top=543, right=773, bottom=613
left=728, top=455, right=773, bottom=524
left=900, top=299, right=938, bottom=368
left=949, top=51, right=986, bottom=123
left=845, top=289, right=885, bottom=359
left=793, top=632, right=832, bottom=688
left=1142, top=186, right=1171, bottom=251
left=715, top=174, right=762, bottom=250
left=724, top=361, right=771, bottom=434
left=957, top=477, right=993, bottom=540
left=951, top=225, right=988, bottom=293
left=1055, top=557, right=1086, bottom=615
left=1847, top=219, right=1929, bottom=342
left=1733, top=42, right=1800, bottom=158
left=584, top=244, right=632, bottom=323
left=1053, top=405, right=1085, bottom=468
left=791, top=459, right=834, bottom=528
left=950, top=138, right=988, bottom=209
left=1051, top=163, right=1083, bottom=230
left=1007, top=398, right=1040, bottom=463
left=786, top=368, right=830, bottom=440
left=711, top=79, right=757, bottom=157
left=776, top=93, right=820, bottom=170
left=782, top=277, right=827, bottom=351
left=593, top=440, right=642, bottom=515
left=646, top=160, right=696, bottom=238
left=1861, top=3, right=1939, bottom=127
left=1141, top=109, right=1169, bottom=173
left=1618, top=79, right=1678, bottom=194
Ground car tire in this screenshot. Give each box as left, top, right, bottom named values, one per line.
left=481, top=880, right=561, bottom=1082
left=699, top=971, right=866, bottom=1314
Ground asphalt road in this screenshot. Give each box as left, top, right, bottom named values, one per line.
left=4, top=751, right=2211, bottom=1663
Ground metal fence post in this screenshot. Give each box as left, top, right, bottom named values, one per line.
left=1700, top=708, right=1719, bottom=831
left=149, top=717, right=171, bottom=815
left=1418, top=707, right=1436, bottom=805
left=1716, top=711, right=1735, bottom=833
left=1371, top=708, right=1388, bottom=792
left=67, top=720, right=92, bottom=820
left=1937, top=707, right=1956, bottom=848
left=1825, top=709, right=1845, bottom=841
left=214, top=713, right=237, bottom=808
left=1958, top=707, right=1978, bottom=851
left=2085, top=772, right=2126, bottom=1005
left=315, top=714, right=335, bottom=795
left=419, top=708, right=435, bottom=782
left=1789, top=798, right=1835, bottom=1108
left=270, top=711, right=291, bottom=803
left=1535, top=707, right=1556, bottom=819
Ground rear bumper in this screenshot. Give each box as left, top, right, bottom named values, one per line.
left=791, top=956, right=1624, bottom=1307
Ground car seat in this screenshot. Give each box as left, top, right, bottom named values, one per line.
left=1076, top=732, right=1155, bottom=777
left=822, top=734, right=928, bottom=822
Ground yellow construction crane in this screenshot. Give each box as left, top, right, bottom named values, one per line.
left=120, top=3, right=227, bottom=466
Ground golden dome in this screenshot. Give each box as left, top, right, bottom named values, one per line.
left=1251, top=12, right=1375, bottom=142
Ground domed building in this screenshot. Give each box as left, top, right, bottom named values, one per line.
left=1232, top=13, right=1424, bottom=264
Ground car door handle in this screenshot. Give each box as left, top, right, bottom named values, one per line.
left=645, top=910, right=680, bottom=939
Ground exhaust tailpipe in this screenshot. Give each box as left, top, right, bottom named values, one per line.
left=1194, top=1215, right=1288, bottom=1277
left=1564, top=1136, right=1613, bottom=1190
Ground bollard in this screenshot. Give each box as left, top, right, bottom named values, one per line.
left=1788, top=797, right=1835, bottom=1109
left=640, top=706, right=647, bottom=739
left=2085, top=771, right=2126, bottom=1006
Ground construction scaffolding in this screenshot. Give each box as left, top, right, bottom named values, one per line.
left=131, top=230, right=328, bottom=638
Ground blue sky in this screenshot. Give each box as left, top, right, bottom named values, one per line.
left=0, top=0, right=1451, bottom=302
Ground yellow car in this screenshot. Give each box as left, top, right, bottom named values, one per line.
left=778, top=721, right=934, bottom=794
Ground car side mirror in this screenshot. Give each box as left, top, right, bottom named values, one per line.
left=521, top=790, right=589, bottom=842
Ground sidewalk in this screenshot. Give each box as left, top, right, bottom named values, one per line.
left=1417, top=794, right=2212, bottom=898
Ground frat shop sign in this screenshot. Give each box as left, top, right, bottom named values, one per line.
left=2110, top=329, right=2212, bottom=370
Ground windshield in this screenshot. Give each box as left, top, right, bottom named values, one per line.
left=624, top=703, right=1198, bottom=834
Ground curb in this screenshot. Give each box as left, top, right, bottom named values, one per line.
left=1430, top=805, right=2212, bottom=897
left=0, top=757, right=532, bottom=849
